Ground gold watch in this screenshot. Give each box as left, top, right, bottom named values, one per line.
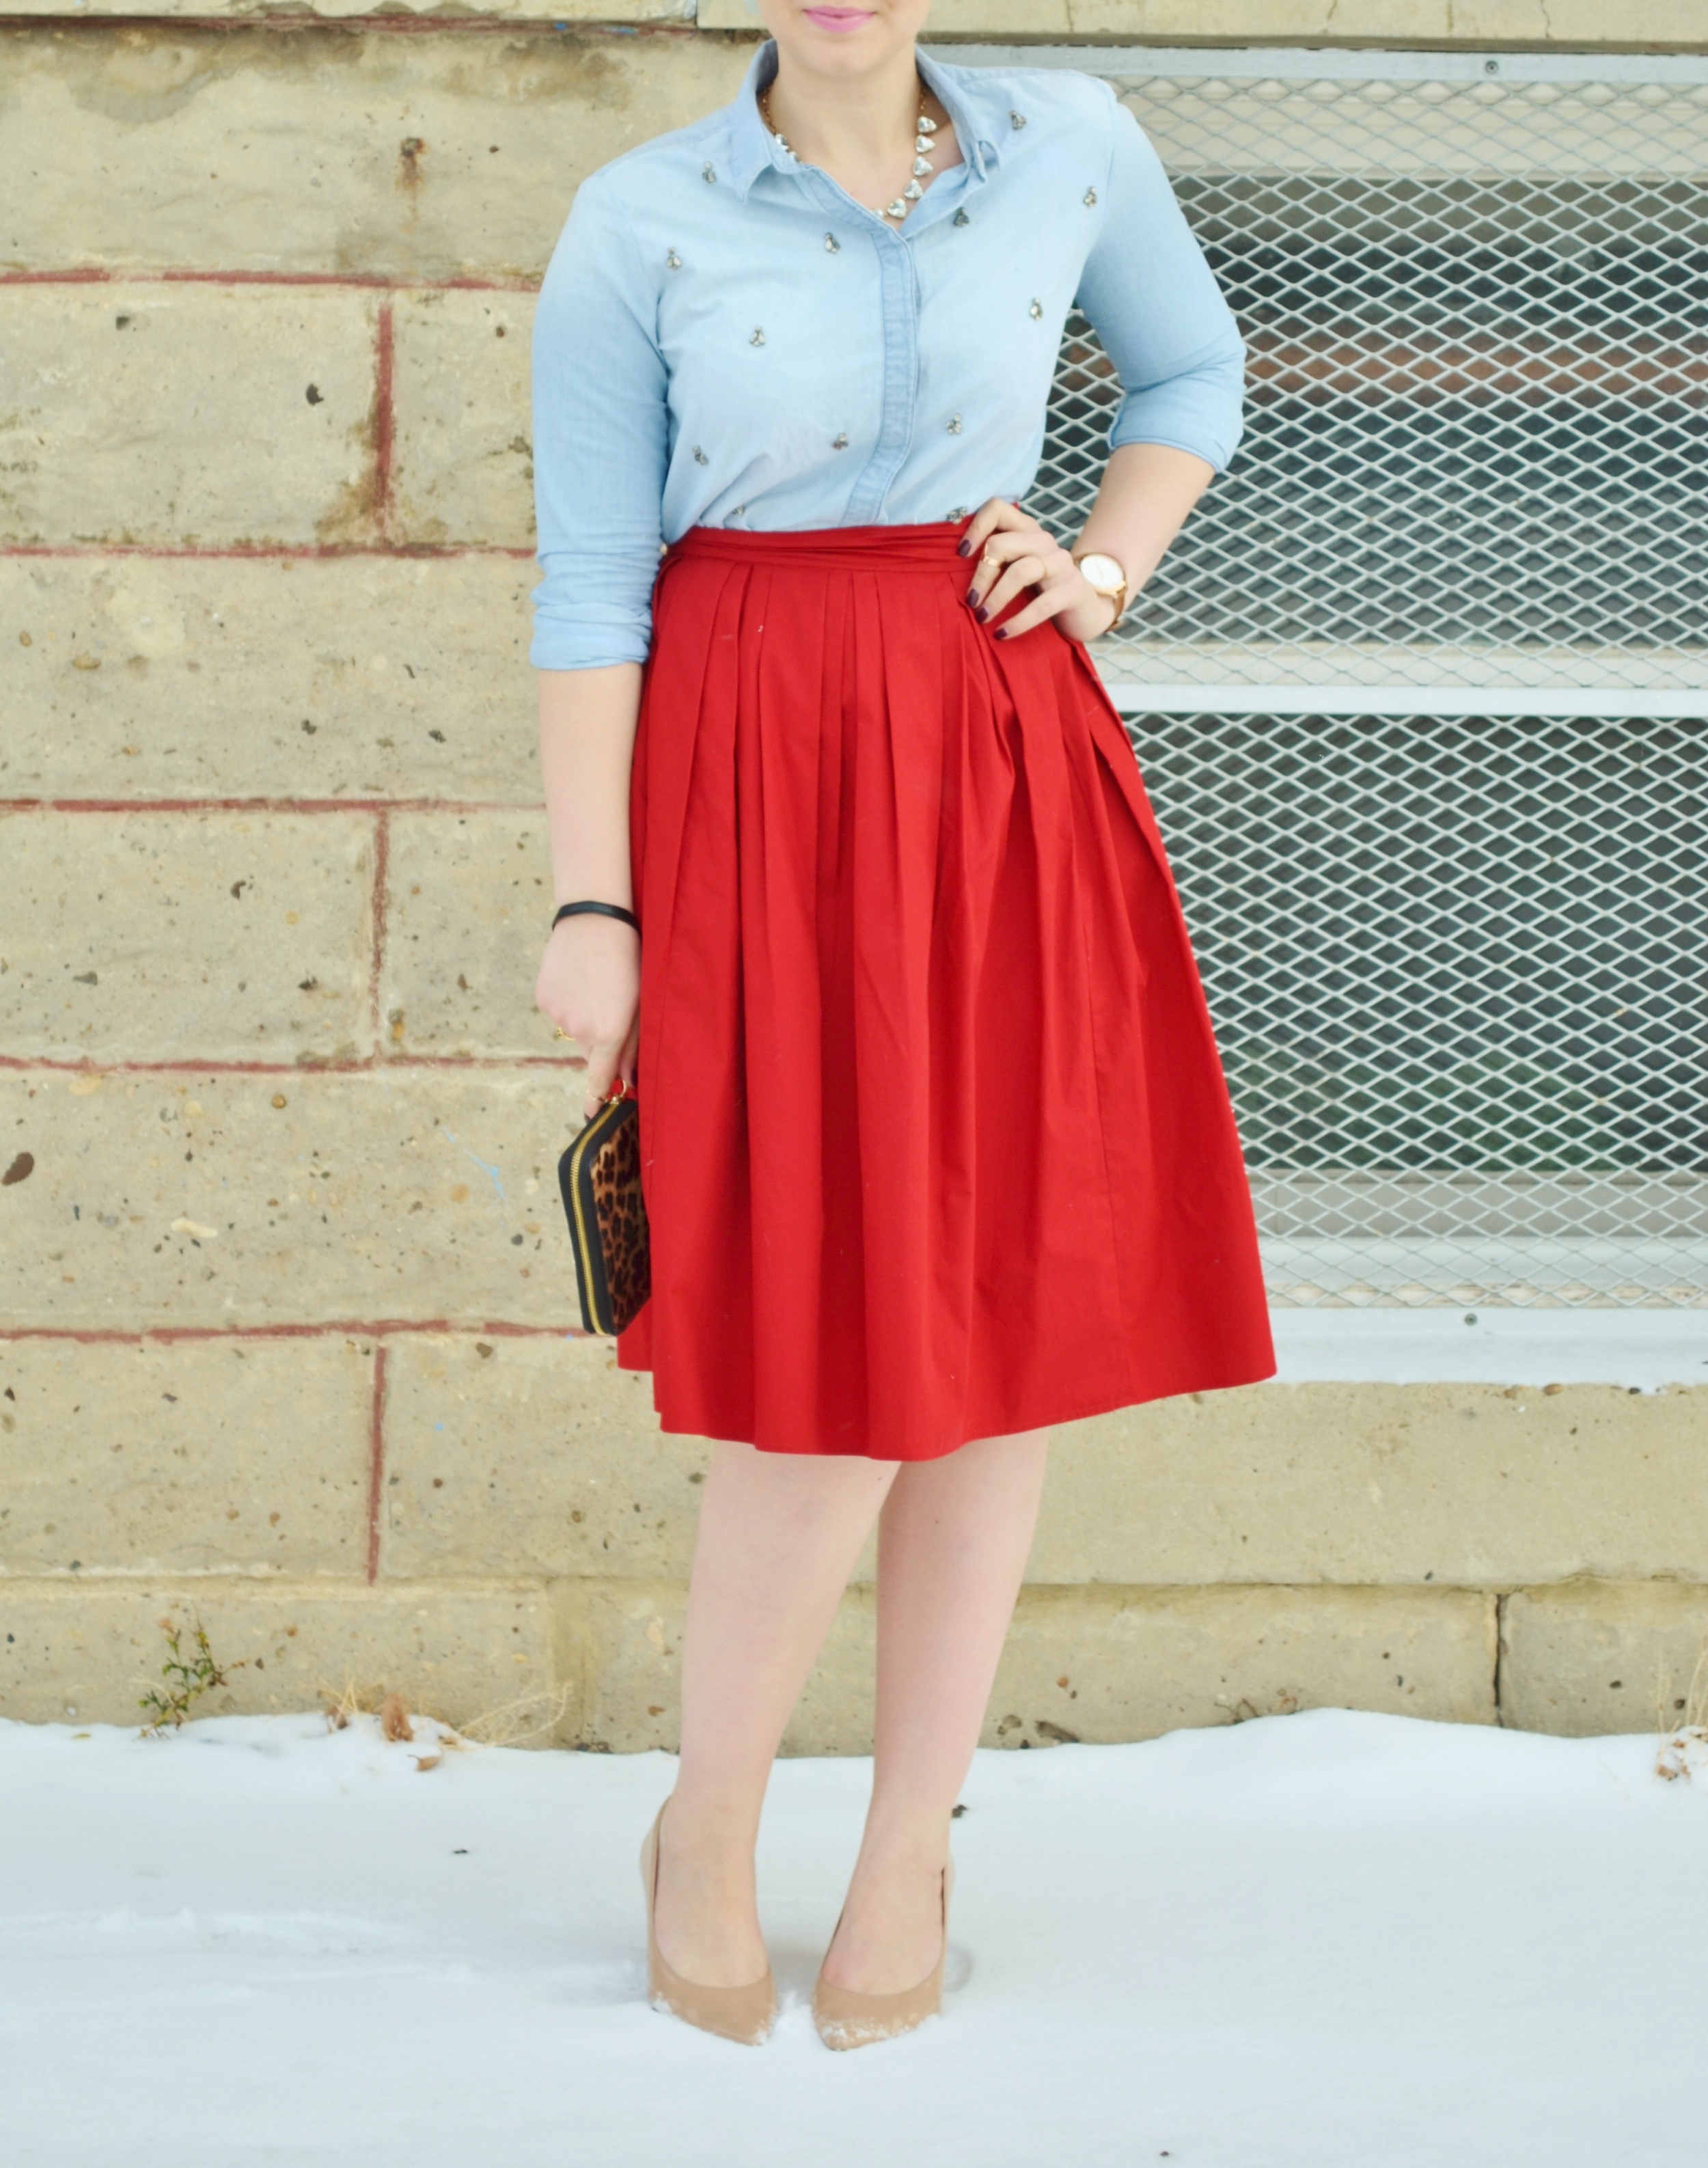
left=1073, top=550, right=1128, bottom=629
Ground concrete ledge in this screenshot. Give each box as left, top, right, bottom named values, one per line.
left=372, top=1332, right=1708, bottom=1592
left=0, top=1576, right=555, bottom=1731
left=0, top=1336, right=373, bottom=1578
left=0, top=286, right=381, bottom=551
left=0, top=0, right=1698, bottom=36
left=0, top=1, right=690, bottom=21
left=383, top=1334, right=704, bottom=1580
left=705, top=0, right=1707, bottom=40
left=551, top=1578, right=1497, bottom=1754
left=1273, top=1308, right=1708, bottom=1391
left=0, top=810, right=374, bottom=1063
left=0, top=27, right=746, bottom=282
left=1501, top=1582, right=1708, bottom=1737
left=1031, top=1384, right=1708, bottom=1591
left=0, top=553, right=538, bottom=805
left=0, top=1069, right=585, bottom=1330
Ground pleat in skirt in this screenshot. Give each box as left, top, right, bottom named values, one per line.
left=617, top=521, right=1273, bottom=1460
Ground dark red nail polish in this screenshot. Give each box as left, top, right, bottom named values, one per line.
left=994, top=626, right=1010, bottom=640
left=976, top=606, right=991, bottom=625
left=956, top=538, right=973, bottom=558
left=965, top=586, right=978, bottom=607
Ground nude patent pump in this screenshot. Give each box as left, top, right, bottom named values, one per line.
left=639, top=1803, right=777, bottom=2046
left=812, top=1858, right=954, bottom=2050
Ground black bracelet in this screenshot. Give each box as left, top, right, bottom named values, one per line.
left=552, top=900, right=639, bottom=934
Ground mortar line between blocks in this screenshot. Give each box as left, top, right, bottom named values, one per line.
left=0, top=16, right=702, bottom=40
left=0, top=1054, right=587, bottom=1074
left=369, top=806, right=392, bottom=1054
left=1493, top=1589, right=1512, bottom=1727
left=366, top=1341, right=389, bottom=1584
left=373, top=297, right=396, bottom=547
left=0, top=269, right=542, bottom=292
left=0, top=799, right=545, bottom=816
left=0, top=544, right=535, bottom=562
left=0, top=1321, right=583, bottom=1345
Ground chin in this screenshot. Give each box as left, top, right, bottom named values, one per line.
left=769, top=5, right=924, bottom=66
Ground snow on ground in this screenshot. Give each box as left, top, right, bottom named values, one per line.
left=2, top=1708, right=1705, bottom=2168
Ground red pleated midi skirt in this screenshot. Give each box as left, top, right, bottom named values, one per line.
left=617, top=521, right=1273, bottom=1459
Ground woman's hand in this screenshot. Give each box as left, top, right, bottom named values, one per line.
left=959, top=499, right=1118, bottom=645
left=534, top=914, right=640, bottom=1123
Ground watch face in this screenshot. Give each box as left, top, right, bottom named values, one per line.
left=1077, top=552, right=1125, bottom=593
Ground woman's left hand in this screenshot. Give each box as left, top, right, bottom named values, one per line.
left=959, top=499, right=1118, bottom=645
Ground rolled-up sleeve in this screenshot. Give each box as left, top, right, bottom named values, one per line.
left=1073, top=88, right=1246, bottom=474
left=529, top=174, right=670, bottom=672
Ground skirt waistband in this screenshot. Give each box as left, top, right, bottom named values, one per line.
left=665, top=520, right=972, bottom=572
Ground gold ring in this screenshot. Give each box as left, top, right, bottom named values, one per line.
left=553, top=1028, right=575, bottom=1042
left=982, top=549, right=1002, bottom=571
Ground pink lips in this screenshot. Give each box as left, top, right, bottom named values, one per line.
left=802, top=6, right=876, bottom=29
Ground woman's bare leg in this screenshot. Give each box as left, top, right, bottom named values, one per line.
left=653, top=1440, right=899, bottom=1986
left=818, top=1427, right=1051, bottom=1994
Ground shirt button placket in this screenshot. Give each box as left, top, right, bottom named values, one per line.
left=846, top=221, right=920, bottom=525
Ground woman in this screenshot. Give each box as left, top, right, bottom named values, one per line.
left=531, top=2, right=1273, bottom=2049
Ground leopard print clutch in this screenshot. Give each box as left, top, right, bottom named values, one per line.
left=557, top=1090, right=651, bottom=1336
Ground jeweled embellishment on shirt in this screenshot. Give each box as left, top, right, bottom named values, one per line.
left=1084, top=188, right=1098, bottom=207
left=825, top=233, right=840, bottom=252
left=693, top=446, right=708, bottom=465
left=702, top=163, right=716, bottom=184
left=1029, top=299, right=1043, bottom=319
left=751, top=327, right=765, bottom=346
left=665, top=249, right=683, bottom=269
left=946, top=414, right=963, bottom=434
left=832, top=433, right=849, bottom=450
left=1010, top=110, right=1027, bottom=128
left=953, top=208, right=970, bottom=227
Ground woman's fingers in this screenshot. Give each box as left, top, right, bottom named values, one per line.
left=967, top=527, right=1043, bottom=608
left=957, top=504, right=1102, bottom=642
left=994, top=587, right=1077, bottom=640
left=978, top=552, right=1051, bottom=620
left=579, top=1035, right=626, bottom=1121
left=998, top=579, right=1120, bottom=645
left=957, top=495, right=1023, bottom=562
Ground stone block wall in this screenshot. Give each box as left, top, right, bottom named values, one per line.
left=3, top=7, right=1705, bottom=1748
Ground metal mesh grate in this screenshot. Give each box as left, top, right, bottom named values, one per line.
left=1030, top=60, right=1707, bottom=695
left=1018, top=51, right=1708, bottom=1306
left=1128, top=709, right=1707, bottom=1308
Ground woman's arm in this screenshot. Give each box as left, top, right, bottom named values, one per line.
left=964, top=84, right=1239, bottom=643
left=533, top=663, right=644, bottom=1119
left=529, top=174, right=670, bottom=1116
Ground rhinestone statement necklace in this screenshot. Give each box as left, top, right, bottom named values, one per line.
left=758, top=84, right=940, bottom=225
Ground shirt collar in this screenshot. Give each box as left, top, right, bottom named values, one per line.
left=726, top=40, right=998, bottom=203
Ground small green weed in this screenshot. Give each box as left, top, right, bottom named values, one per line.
left=139, top=1614, right=245, bottom=1735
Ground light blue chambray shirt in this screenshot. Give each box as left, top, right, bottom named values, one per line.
left=530, top=43, right=1245, bottom=672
